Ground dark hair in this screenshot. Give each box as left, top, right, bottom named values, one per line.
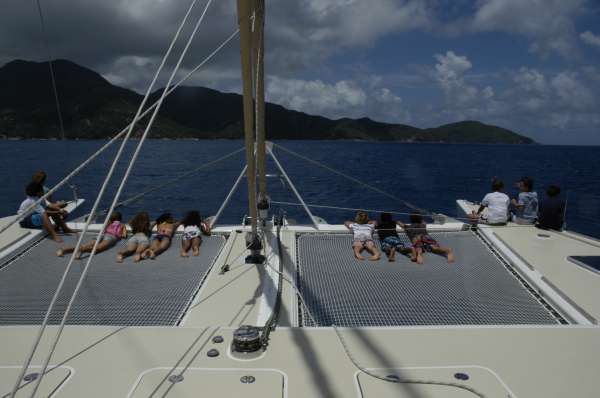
left=181, top=210, right=202, bottom=227
left=129, top=212, right=150, bottom=235
left=547, top=185, right=561, bottom=197
left=25, top=182, right=43, bottom=197
left=31, top=170, right=47, bottom=185
left=380, top=212, right=393, bottom=223
left=409, top=213, right=423, bottom=224
left=156, top=212, right=174, bottom=224
left=492, top=179, right=504, bottom=192
left=109, top=212, right=122, bottom=222
left=520, top=176, right=533, bottom=191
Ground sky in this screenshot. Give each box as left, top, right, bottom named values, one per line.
left=1, top=0, right=600, bottom=145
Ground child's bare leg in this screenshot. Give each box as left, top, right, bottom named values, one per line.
left=42, top=213, right=62, bottom=243
left=352, top=242, right=365, bottom=260
left=153, top=238, right=171, bottom=258
left=134, top=243, right=148, bottom=262
left=365, top=241, right=380, bottom=261
left=117, top=243, right=137, bottom=263
left=143, top=240, right=161, bottom=259
left=432, top=245, right=454, bottom=263
left=191, top=237, right=201, bottom=256
left=388, top=247, right=396, bottom=262
left=410, top=247, right=417, bottom=262
left=56, top=245, right=75, bottom=257
left=51, top=214, right=73, bottom=234
left=415, top=247, right=424, bottom=264
left=92, top=240, right=113, bottom=255
left=181, top=240, right=191, bottom=257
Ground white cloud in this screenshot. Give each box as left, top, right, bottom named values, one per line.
left=266, top=76, right=409, bottom=122
left=471, top=0, right=584, bottom=57
left=433, top=51, right=493, bottom=106
left=580, top=31, right=600, bottom=48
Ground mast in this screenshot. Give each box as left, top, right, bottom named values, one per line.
left=253, top=0, right=267, bottom=197
left=237, top=0, right=258, bottom=234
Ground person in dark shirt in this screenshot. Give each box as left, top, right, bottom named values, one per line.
left=373, top=212, right=412, bottom=262
left=537, top=185, right=565, bottom=231
left=399, top=213, right=455, bottom=264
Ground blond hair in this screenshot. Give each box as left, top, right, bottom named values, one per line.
left=354, top=211, right=369, bottom=224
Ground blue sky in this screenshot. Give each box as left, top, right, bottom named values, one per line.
left=1, top=0, right=599, bottom=144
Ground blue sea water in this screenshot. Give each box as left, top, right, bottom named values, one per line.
left=1, top=140, right=599, bottom=238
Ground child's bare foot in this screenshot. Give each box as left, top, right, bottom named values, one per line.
left=416, top=254, right=424, bottom=264
left=116, top=254, right=124, bottom=263
left=148, top=250, right=156, bottom=260
left=354, top=254, right=365, bottom=261
left=56, top=249, right=64, bottom=257
left=180, top=250, right=189, bottom=258
left=133, top=254, right=142, bottom=262
left=75, top=252, right=82, bottom=260
left=192, top=248, right=200, bottom=256
left=53, top=236, right=63, bottom=243
left=410, top=255, right=416, bottom=262
left=447, top=252, right=455, bottom=263
left=369, top=254, right=381, bottom=261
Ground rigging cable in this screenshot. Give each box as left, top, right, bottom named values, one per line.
left=272, top=143, right=435, bottom=217
left=10, top=0, right=211, bottom=396
left=0, top=28, right=240, bottom=237
left=27, top=1, right=216, bottom=396
left=35, top=0, right=65, bottom=140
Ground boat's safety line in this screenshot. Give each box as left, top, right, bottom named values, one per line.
left=0, top=235, right=45, bottom=272
left=296, top=232, right=559, bottom=327
left=12, top=1, right=217, bottom=396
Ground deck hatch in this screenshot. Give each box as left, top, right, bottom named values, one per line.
left=297, top=232, right=558, bottom=326
left=0, top=234, right=224, bottom=326
left=568, top=256, right=600, bottom=274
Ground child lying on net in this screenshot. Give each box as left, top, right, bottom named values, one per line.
left=372, top=212, right=412, bottom=262
left=116, top=211, right=151, bottom=263
left=57, top=212, right=127, bottom=258
left=399, top=213, right=454, bottom=264
left=344, top=211, right=381, bottom=261
left=142, top=212, right=180, bottom=260
left=180, top=210, right=211, bottom=257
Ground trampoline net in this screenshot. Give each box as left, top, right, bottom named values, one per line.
left=0, top=234, right=224, bottom=326
left=297, top=232, right=559, bottom=327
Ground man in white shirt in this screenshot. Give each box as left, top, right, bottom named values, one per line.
left=471, top=179, right=510, bottom=225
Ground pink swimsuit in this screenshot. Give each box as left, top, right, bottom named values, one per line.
left=104, top=221, right=122, bottom=240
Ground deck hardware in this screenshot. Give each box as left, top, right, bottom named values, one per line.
left=245, top=232, right=265, bottom=264
left=454, top=372, right=469, bottom=380
left=207, top=348, right=220, bottom=357
left=23, top=373, right=39, bottom=382
left=212, top=335, right=224, bottom=343
left=168, top=374, right=184, bottom=384
left=232, top=325, right=262, bottom=353
left=240, top=375, right=256, bottom=384
left=537, top=233, right=551, bottom=239
left=219, top=264, right=230, bottom=274
left=386, top=375, right=400, bottom=381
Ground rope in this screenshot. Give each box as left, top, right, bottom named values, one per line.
left=28, top=2, right=215, bottom=395
left=0, top=28, right=240, bottom=237
left=272, top=200, right=422, bottom=218
left=35, top=0, right=65, bottom=140
left=261, top=249, right=485, bottom=397
left=210, top=164, right=248, bottom=228
left=272, top=143, right=433, bottom=216
left=12, top=1, right=209, bottom=396
left=96, top=147, right=245, bottom=216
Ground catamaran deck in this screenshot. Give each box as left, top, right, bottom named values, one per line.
left=1, top=219, right=600, bottom=397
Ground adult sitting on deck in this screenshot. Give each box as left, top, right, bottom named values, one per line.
left=537, top=185, right=565, bottom=231
left=511, top=176, right=538, bottom=225
left=18, top=182, right=73, bottom=243
left=471, top=179, right=510, bottom=225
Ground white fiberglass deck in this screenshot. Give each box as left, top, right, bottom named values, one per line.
left=0, top=233, right=224, bottom=326
left=297, top=231, right=560, bottom=327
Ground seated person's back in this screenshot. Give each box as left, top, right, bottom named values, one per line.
left=537, top=185, right=565, bottom=231
left=479, top=180, right=510, bottom=224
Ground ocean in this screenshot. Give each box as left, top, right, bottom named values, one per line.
left=1, top=140, right=599, bottom=238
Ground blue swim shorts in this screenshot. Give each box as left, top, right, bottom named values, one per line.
left=380, top=236, right=406, bottom=252
left=19, top=213, right=43, bottom=229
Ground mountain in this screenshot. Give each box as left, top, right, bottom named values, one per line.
left=0, top=60, right=535, bottom=144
